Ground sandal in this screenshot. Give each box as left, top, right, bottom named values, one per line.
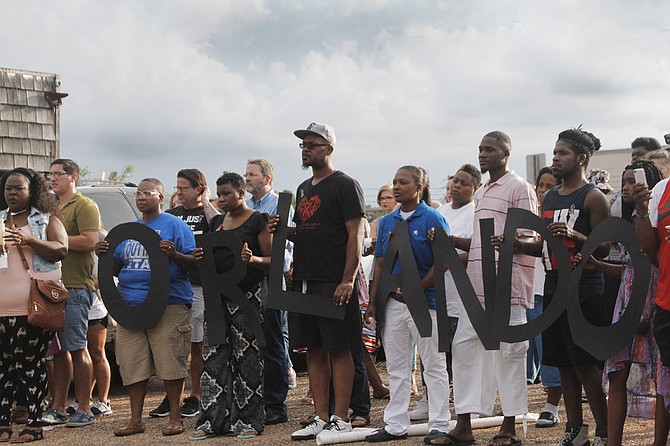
left=299, top=413, right=317, bottom=426
left=236, top=425, right=259, bottom=439
left=190, top=428, right=216, bottom=441
left=350, top=416, right=370, bottom=428
left=0, top=427, right=12, bottom=443
left=8, top=427, right=42, bottom=443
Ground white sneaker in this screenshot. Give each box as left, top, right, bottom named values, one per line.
left=90, top=400, right=113, bottom=416
left=288, top=367, right=297, bottom=389
left=66, top=400, right=78, bottom=416
left=556, top=423, right=589, bottom=446
left=409, top=394, right=429, bottom=421
left=316, top=415, right=352, bottom=442
left=291, top=415, right=327, bottom=440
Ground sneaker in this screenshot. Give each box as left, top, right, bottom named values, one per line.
left=409, top=394, right=429, bottom=421
left=180, top=396, right=200, bottom=417
left=424, top=429, right=448, bottom=444
left=91, top=400, right=113, bottom=417
left=288, top=367, right=297, bottom=389
left=536, top=411, right=559, bottom=428
left=316, top=415, right=352, bottom=442
left=149, top=396, right=170, bottom=418
left=365, top=428, right=408, bottom=442
left=66, top=410, right=96, bottom=427
left=592, top=437, right=607, bottom=446
left=556, top=423, right=589, bottom=446
left=66, top=400, right=78, bottom=416
left=291, top=415, right=327, bottom=441
left=41, top=408, right=68, bottom=425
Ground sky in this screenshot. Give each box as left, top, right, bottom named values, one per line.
left=3, top=0, right=670, bottom=204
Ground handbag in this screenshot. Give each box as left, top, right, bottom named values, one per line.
left=12, top=217, right=69, bottom=331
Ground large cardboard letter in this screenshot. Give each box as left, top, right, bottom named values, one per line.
left=98, top=222, right=170, bottom=330
left=265, top=192, right=345, bottom=319
left=495, top=208, right=573, bottom=344
left=196, top=231, right=264, bottom=347
left=374, top=221, right=432, bottom=339
left=567, top=217, right=651, bottom=360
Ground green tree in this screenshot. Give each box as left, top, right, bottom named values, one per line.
left=108, top=164, right=135, bottom=183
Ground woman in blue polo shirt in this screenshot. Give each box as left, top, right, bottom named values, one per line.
left=364, top=165, right=452, bottom=444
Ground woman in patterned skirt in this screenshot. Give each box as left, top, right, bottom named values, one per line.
left=191, top=172, right=272, bottom=440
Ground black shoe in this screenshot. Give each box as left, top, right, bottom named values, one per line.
left=424, top=430, right=448, bottom=444
left=365, top=428, right=408, bottom=442
left=265, top=411, right=288, bottom=425
left=180, top=396, right=200, bottom=417
left=148, top=396, right=170, bottom=418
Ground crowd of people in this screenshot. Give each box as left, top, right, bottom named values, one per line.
left=1, top=124, right=670, bottom=446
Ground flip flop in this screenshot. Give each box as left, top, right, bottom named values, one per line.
left=190, top=429, right=216, bottom=441
left=8, top=427, right=42, bottom=444
left=487, top=434, right=522, bottom=446
left=429, top=433, right=475, bottom=445
left=350, top=416, right=370, bottom=428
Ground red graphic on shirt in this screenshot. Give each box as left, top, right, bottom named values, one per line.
left=298, top=195, right=321, bottom=222
left=542, top=208, right=578, bottom=271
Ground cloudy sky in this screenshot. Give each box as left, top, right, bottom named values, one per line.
left=3, top=0, right=670, bottom=203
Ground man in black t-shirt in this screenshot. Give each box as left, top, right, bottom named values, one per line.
left=150, top=168, right=219, bottom=419
left=288, top=122, right=365, bottom=441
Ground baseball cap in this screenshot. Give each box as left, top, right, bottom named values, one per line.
left=294, top=122, right=336, bottom=148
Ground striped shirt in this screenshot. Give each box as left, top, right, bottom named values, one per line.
left=467, top=170, right=537, bottom=308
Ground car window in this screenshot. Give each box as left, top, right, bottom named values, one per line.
left=80, top=188, right=140, bottom=231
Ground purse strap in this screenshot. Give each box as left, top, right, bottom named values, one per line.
left=7, top=214, right=33, bottom=276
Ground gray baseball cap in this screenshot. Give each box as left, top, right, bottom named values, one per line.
left=294, top=122, right=336, bottom=148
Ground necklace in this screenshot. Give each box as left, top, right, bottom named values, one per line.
left=9, top=209, right=28, bottom=216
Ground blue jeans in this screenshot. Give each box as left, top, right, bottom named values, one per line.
left=526, top=294, right=561, bottom=387
left=262, top=307, right=288, bottom=416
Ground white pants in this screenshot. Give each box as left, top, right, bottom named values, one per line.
left=452, top=304, right=528, bottom=416
left=382, top=299, right=451, bottom=435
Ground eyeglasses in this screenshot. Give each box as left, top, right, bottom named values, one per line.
left=379, top=196, right=394, bottom=201
left=4, top=186, right=27, bottom=192
left=299, top=142, right=330, bottom=150
left=49, top=171, right=69, bottom=178
left=665, top=133, right=670, bottom=145
left=135, top=190, right=160, bottom=198
left=173, top=186, right=193, bottom=192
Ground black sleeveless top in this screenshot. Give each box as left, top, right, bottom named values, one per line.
left=542, top=183, right=604, bottom=295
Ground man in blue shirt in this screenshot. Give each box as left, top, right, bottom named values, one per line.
left=245, top=159, right=293, bottom=425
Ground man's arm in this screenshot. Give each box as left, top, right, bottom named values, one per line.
left=68, top=231, right=99, bottom=252
left=333, top=216, right=364, bottom=306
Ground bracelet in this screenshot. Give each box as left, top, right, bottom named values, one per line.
left=638, top=211, right=651, bottom=219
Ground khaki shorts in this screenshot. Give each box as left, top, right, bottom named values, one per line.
left=115, top=304, right=191, bottom=386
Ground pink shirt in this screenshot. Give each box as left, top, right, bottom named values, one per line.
left=0, top=225, right=62, bottom=316
left=467, top=171, right=537, bottom=309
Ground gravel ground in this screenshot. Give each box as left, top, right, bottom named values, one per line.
left=29, top=361, right=655, bottom=445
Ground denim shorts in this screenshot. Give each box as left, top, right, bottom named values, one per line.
left=59, top=288, right=94, bottom=352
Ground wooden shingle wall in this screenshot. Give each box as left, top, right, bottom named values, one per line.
left=0, top=68, right=60, bottom=173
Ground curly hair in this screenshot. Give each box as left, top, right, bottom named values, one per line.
left=557, top=127, right=601, bottom=160
left=0, top=168, right=56, bottom=214
left=216, top=172, right=245, bottom=190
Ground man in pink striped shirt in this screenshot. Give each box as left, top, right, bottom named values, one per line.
left=436, top=131, right=537, bottom=446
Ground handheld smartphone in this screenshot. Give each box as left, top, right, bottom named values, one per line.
left=634, top=168, right=647, bottom=186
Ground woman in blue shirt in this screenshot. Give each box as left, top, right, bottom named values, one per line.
left=364, top=166, right=452, bottom=444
